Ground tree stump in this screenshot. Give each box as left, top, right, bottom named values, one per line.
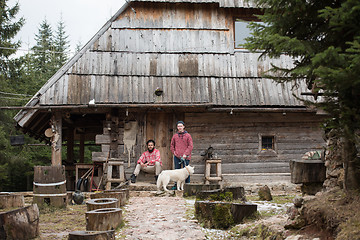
left=196, top=189, right=233, bottom=202
left=195, top=201, right=257, bottom=229
left=231, top=203, right=257, bottom=223
left=224, top=186, right=246, bottom=202
left=86, top=198, right=119, bottom=211
left=105, top=188, right=130, bottom=201
left=195, top=201, right=234, bottom=229
left=90, top=191, right=126, bottom=206
left=289, top=160, right=326, bottom=184
left=0, top=204, right=39, bottom=240
left=68, top=230, right=115, bottom=240
left=183, top=183, right=220, bottom=197
left=86, top=208, right=122, bottom=231
left=0, top=193, right=25, bottom=209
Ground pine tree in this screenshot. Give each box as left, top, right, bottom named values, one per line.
left=246, top=0, right=360, bottom=190
left=30, top=18, right=55, bottom=86
left=53, top=15, right=69, bottom=69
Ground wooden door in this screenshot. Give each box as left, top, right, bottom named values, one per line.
left=146, top=112, right=174, bottom=170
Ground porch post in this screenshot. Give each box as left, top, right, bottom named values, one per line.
left=51, top=112, right=62, bottom=166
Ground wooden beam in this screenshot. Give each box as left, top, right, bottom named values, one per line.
left=79, top=134, right=85, bottom=163
left=67, top=127, right=74, bottom=164
left=51, top=112, right=62, bottom=166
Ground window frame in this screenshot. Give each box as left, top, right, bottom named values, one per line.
left=258, top=134, right=277, bottom=154
left=233, top=15, right=261, bottom=50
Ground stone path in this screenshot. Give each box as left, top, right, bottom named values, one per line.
left=117, top=196, right=206, bottom=240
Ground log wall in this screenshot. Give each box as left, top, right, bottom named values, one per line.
left=186, top=112, right=325, bottom=176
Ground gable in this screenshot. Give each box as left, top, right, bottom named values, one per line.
left=15, top=0, right=314, bottom=129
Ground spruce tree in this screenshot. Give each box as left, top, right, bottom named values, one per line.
left=246, top=0, right=360, bottom=190
left=31, top=18, right=55, bottom=86
left=53, top=15, right=70, bottom=69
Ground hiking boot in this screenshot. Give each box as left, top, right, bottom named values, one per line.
left=130, top=174, right=137, bottom=183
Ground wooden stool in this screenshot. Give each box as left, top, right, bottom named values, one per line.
left=204, top=159, right=222, bottom=184
left=105, top=160, right=125, bottom=190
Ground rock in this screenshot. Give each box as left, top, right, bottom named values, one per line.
left=258, top=185, right=272, bottom=201
left=284, top=215, right=306, bottom=229
left=286, top=206, right=299, bottom=220
left=293, top=196, right=304, bottom=208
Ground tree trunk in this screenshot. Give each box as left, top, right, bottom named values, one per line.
left=343, top=137, right=360, bottom=191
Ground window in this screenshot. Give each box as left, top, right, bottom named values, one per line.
left=261, top=136, right=274, bottom=150
left=234, top=19, right=252, bottom=48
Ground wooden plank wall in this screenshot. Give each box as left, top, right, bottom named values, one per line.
left=185, top=112, right=325, bottom=175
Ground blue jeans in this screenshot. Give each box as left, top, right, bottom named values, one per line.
left=174, top=156, right=190, bottom=183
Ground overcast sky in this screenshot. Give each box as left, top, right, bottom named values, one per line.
left=8, top=0, right=126, bottom=56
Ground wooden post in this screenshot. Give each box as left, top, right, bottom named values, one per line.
left=51, top=112, right=62, bottom=166
left=80, top=134, right=85, bottom=163
left=67, top=127, right=74, bottom=164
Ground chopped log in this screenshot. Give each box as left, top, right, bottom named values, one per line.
left=86, top=198, right=119, bottom=211
left=86, top=208, right=123, bottom=231
left=195, top=201, right=257, bottom=229
left=223, top=186, right=246, bottom=202
left=105, top=188, right=130, bottom=201
left=90, top=192, right=126, bottom=206
left=289, top=160, right=326, bottom=184
left=196, top=187, right=246, bottom=202
left=183, top=183, right=220, bottom=197
left=231, top=203, right=257, bottom=223
left=68, top=230, right=115, bottom=240
left=0, top=204, right=39, bottom=239
left=0, top=193, right=24, bottom=209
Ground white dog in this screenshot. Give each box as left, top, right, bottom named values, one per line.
left=156, top=165, right=195, bottom=192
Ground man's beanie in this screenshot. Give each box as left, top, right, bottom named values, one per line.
left=177, top=121, right=185, bottom=126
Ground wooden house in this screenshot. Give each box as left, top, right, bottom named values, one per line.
left=14, top=0, right=325, bottom=189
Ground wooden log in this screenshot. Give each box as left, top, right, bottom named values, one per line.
left=86, top=208, right=123, bottom=231
left=196, top=187, right=246, bottom=202
left=231, top=203, right=257, bottom=223
left=289, top=160, right=326, bottom=184
left=224, top=186, right=246, bottom=202
left=183, top=183, right=220, bottom=197
left=90, top=192, right=127, bottom=206
left=195, top=201, right=257, bottom=229
left=105, top=188, right=130, bottom=201
left=195, top=201, right=234, bottom=229
left=86, top=198, right=119, bottom=211
left=68, top=230, right=115, bottom=240
left=0, top=204, right=40, bottom=239
left=0, top=193, right=25, bottom=209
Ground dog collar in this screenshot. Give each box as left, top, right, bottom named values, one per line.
left=185, top=166, right=190, bottom=174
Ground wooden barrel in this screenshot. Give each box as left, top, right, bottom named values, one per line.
left=33, top=166, right=67, bottom=208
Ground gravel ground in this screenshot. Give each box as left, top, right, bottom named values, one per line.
left=116, top=196, right=206, bottom=240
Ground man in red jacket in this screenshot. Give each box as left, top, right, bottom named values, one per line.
left=170, top=121, right=193, bottom=186
left=130, top=139, right=162, bottom=183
